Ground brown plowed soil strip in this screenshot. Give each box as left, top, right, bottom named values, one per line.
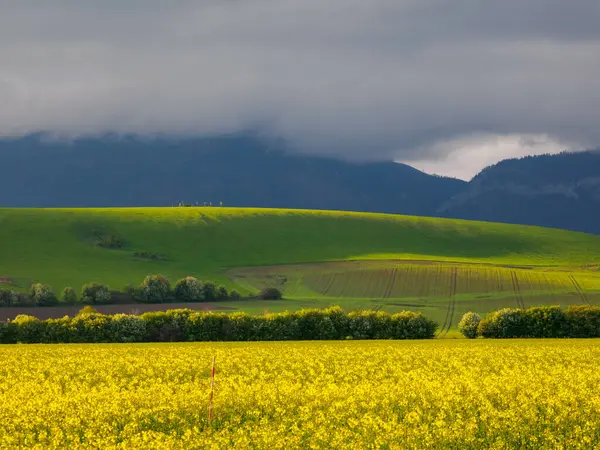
left=0, top=302, right=234, bottom=321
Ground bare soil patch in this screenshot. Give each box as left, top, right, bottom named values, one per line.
left=0, top=302, right=235, bottom=321
left=0, top=277, right=14, bottom=286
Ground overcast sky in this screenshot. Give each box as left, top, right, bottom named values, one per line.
left=1, top=1, right=599, bottom=179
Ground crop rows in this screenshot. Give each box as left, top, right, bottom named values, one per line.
left=437, top=267, right=458, bottom=338
left=303, top=264, right=598, bottom=301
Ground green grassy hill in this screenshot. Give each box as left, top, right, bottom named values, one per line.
left=1, top=207, right=600, bottom=329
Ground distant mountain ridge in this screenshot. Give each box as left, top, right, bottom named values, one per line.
left=0, top=133, right=465, bottom=216
left=438, top=150, right=600, bottom=235
left=1, top=133, right=599, bottom=234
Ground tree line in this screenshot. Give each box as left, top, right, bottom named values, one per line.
left=0, top=275, right=283, bottom=307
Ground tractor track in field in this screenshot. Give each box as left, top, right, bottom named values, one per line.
left=569, top=275, right=590, bottom=305
left=511, top=271, right=525, bottom=309
left=321, top=274, right=335, bottom=296
left=383, top=268, right=399, bottom=299
left=437, top=267, right=457, bottom=338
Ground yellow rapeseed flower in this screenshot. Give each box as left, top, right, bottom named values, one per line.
left=0, top=340, right=599, bottom=448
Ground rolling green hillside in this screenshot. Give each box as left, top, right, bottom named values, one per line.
left=1, top=207, right=600, bottom=328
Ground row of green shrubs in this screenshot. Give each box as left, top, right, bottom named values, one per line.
left=0, top=275, right=265, bottom=307
left=458, top=305, right=600, bottom=338
left=0, top=307, right=437, bottom=344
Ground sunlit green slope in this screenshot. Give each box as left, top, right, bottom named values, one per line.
left=1, top=207, right=599, bottom=295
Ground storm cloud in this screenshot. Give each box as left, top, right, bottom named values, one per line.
left=1, top=0, right=600, bottom=178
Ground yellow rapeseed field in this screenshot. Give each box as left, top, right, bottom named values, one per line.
left=1, top=340, right=600, bottom=449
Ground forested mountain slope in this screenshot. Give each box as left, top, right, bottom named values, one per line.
left=1, top=134, right=599, bottom=234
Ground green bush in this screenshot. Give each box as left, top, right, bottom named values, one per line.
left=141, top=309, right=194, bottom=341
left=477, top=308, right=529, bottom=338
left=222, top=312, right=258, bottom=341
left=30, top=283, right=58, bottom=306
left=139, top=275, right=171, bottom=304
left=348, top=311, right=393, bottom=339
left=173, top=276, right=204, bottom=303
left=201, top=281, right=217, bottom=302
left=110, top=314, right=147, bottom=342
left=61, top=287, right=78, bottom=304
left=122, top=284, right=139, bottom=300
left=322, top=306, right=349, bottom=338
left=458, top=312, right=482, bottom=339
left=94, top=233, right=124, bottom=249
left=12, top=314, right=45, bottom=343
left=0, top=321, right=17, bottom=343
left=564, top=305, right=600, bottom=338
left=258, top=287, right=283, bottom=300
left=0, top=289, right=18, bottom=307
left=255, top=311, right=299, bottom=340
left=0, top=321, right=7, bottom=342
left=230, top=289, right=242, bottom=301
left=185, top=312, right=228, bottom=341
left=216, top=285, right=229, bottom=301
left=294, top=308, right=339, bottom=340
left=41, top=316, right=73, bottom=343
left=70, top=313, right=114, bottom=343
left=523, top=306, right=566, bottom=338
left=81, top=283, right=111, bottom=304
left=391, top=311, right=437, bottom=339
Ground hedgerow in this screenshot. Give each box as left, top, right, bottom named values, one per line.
left=0, top=307, right=436, bottom=343
left=463, top=305, right=600, bottom=338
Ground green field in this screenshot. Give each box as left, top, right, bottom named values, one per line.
left=1, top=207, right=600, bottom=328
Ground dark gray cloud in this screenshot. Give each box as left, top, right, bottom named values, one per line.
left=1, top=1, right=600, bottom=178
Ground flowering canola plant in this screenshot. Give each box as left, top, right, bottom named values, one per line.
left=1, top=340, right=600, bottom=449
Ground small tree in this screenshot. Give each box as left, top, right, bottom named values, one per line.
left=81, top=283, right=111, bottom=305
left=0, top=289, right=17, bottom=307
left=139, top=275, right=171, bottom=303
left=258, top=287, right=283, bottom=300
left=61, top=287, right=78, bottom=304
left=216, top=285, right=229, bottom=300
left=123, top=284, right=139, bottom=300
left=173, top=276, right=204, bottom=303
left=230, top=289, right=241, bottom=301
left=30, top=283, right=58, bottom=306
left=202, top=281, right=217, bottom=301
left=458, top=312, right=482, bottom=339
